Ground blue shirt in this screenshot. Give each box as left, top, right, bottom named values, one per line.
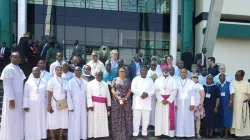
left=103, top=70, right=117, bottom=83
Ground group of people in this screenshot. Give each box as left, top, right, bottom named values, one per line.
left=0, top=38, right=250, bottom=140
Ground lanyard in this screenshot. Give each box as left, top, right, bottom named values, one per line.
left=180, top=79, right=187, bottom=90
left=41, top=71, right=45, bottom=78
left=111, top=61, right=117, bottom=68
left=34, top=78, right=41, bottom=89
left=75, top=78, right=83, bottom=90
left=56, top=77, right=63, bottom=89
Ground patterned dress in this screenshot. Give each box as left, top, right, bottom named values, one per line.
left=111, top=78, right=133, bottom=140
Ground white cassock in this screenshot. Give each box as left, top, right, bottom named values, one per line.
left=47, top=76, right=68, bottom=129
left=23, top=77, right=47, bottom=140
left=49, top=61, right=60, bottom=77
left=0, top=64, right=26, bottom=140
left=62, top=71, right=75, bottom=81
left=28, top=70, right=52, bottom=82
left=87, top=79, right=111, bottom=138
left=86, top=60, right=105, bottom=76
left=155, top=76, right=177, bottom=137
left=131, top=76, right=155, bottom=136
left=147, top=69, right=162, bottom=126
left=67, top=77, right=88, bottom=140
left=175, top=78, right=195, bottom=137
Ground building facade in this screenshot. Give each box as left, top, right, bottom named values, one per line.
left=0, top=0, right=249, bottom=78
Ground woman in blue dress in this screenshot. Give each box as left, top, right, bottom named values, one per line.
left=216, top=73, right=235, bottom=138
left=203, top=74, right=220, bottom=137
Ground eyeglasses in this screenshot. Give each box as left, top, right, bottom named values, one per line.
left=192, top=77, right=198, bottom=79
left=151, top=64, right=157, bottom=66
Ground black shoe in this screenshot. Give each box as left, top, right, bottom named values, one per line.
left=132, top=136, right=139, bottom=140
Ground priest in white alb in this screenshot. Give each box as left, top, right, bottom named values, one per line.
left=131, top=65, right=155, bottom=138
left=29, top=60, right=52, bottom=82
left=23, top=67, right=47, bottom=140
left=175, top=68, right=196, bottom=138
left=0, top=52, right=26, bottom=140
left=67, top=66, right=88, bottom=140
left=87, top=70, right=111, bottom=139
left=155, top=65, right=177, bottom=137
left=147, top=60, right=162, bottom=126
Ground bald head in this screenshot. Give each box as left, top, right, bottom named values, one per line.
left=32, top=67, right=41, bottom=78
left=10, top=52, right=21, bottom=65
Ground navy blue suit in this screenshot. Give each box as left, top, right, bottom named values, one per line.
left=126, top=61, right=143, bottom=81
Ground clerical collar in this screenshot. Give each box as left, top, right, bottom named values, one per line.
left=83, top=73, right=91, bottom=77
left=140, top=76, right=146, bottom=79
left=181, top=78, right=187, bottom=81
left=56, top=76, right=62, bottom=79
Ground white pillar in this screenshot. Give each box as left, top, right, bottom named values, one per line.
left=18, top=0, right=27, bottom=43
left=170, top=0, right=178, bottom=64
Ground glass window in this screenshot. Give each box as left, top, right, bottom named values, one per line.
left=50, top=25, right=65, bottom=43
left=44, top=0, right=64, bottom=6
left=121, top=0, right=137, bottom=12
left=27, top=0, right=44, bottom=4
left=138, top=0, right=155, bottom=13
left=156, top=0, right=170, bottom=14
left=66, top=0, right=85, bottom=8
left=119, top=48, right=136, bottom=65
left=86, top=0, right=102, bottom=9
left=103, top=0, right=117, bottom=11
left=119, top=29, right=137, bottom=48
left=65, top=26, right=85, bottom=45
left=27, top=24, right=44, bottom=41
left=137, top=31, right=155, bottom=49
left=65, top=45, right=75, bottom=59
left=86, top=27, right=102, bottom=46
left=103, top=28, right=118, bottom=47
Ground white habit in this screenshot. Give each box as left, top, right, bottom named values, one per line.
left=47, top=76, right=68, bottom=129
left=175, top=78, right=195, bottom=137
left=23, top=77, right=47, bottom=140
left=62, top=71, right=75, bottom=81
left=49, top=60, right=60, bottom=77
left=67, top=77, right=88, bottom=140
left=86, top=60, right=105, bottom=76
left=28, top=70, right=52, bottom=82
left=155, top=76, right=177, bottom=137
left=147, top=68, right=162, bottom=126
left=0, top=64, right=26, bottom=140
left=131, top=76, right=155, bottom=136
left=87, top=79, right=111, bottom=138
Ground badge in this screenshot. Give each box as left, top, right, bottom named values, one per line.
left=221, top=92, right=225, bottom=96
left=206, top=93, right=211, bottom=98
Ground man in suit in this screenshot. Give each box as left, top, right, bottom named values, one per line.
left=0, top=41, right=11, bottom=73
left=127, top=54, right=143, bottom=81
left=195, top=47, right=207, bottom=67
left=70, top=40, right=86, bottom=65
left=181, top=47, right=193, bottom=70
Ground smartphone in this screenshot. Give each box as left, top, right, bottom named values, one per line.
left=50, top=108, right=54, bottom=114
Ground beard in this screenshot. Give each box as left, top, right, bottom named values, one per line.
left=163, top=72, right=168, bottom=77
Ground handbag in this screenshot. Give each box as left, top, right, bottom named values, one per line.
left=53, top=96, right=68, bottom=110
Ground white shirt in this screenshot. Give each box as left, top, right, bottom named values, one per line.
left=131, top=76, right=155, bottom=110
left=201, top=53, right=205, bottom=66
left=86, top=60, right=105, bottom=76
left=198, top=75, right=206, bottom=85
left=0, top=47, right=5, bottom=57
left=193, top=83, right=204, bottom=106
left=135, top=62, right=140, bottom=76
left=50, top=61, right=61, bottom=77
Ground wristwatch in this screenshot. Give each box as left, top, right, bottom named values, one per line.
left=229, top=100, right=232, bottom=103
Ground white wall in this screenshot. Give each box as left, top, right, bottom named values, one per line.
left=213, top=37, right=250, bottom=80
